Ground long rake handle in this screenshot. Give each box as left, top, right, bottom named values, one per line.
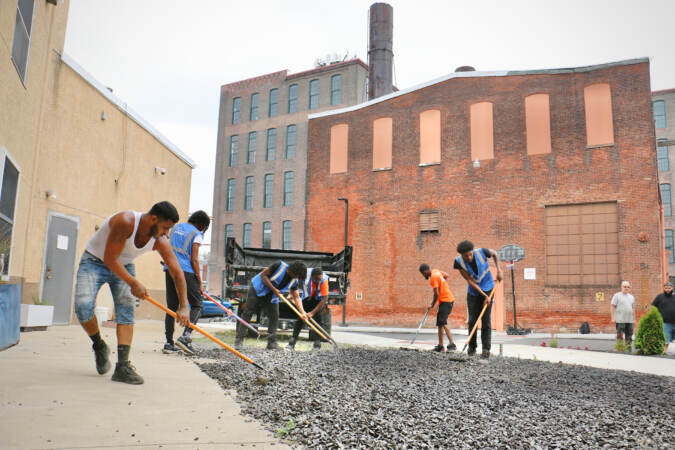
left=461, top=283, right=499, bottom=353
left=278, top=295, right=330, bottom=342
left=307, top=314, right=337, bottom=346
left=410, top=306, right=432, bottom=345
left=144, top=295, right=264, bottom=370
left=201, top=290, right=260, bottom=336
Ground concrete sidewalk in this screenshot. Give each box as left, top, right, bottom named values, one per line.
left=0, top=321, right=286, bottom=450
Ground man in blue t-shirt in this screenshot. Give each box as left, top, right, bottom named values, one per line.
left=453, top=240, right=503, bottom=358
left=162, top=210, right=210, bottom=354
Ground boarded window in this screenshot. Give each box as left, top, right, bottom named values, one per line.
left=545, top=202, right=619, bottom=286
left=419, top=110, right=441, bottom=164
left=373, top=117, right=392, bottom=170
left=584, top=83, right=614, bottom=146
left=470, top=102, right=494, bottom=161
left=525, top=94, right=551, bottom=155
left=330, top=124, right=348, bottom=174
left=419, top=211, right=439, bottom=232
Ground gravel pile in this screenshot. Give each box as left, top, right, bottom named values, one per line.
left=198, top=347, right=674, bottom=449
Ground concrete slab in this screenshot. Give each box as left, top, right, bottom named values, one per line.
left=0, top=321, right=287, bottom=450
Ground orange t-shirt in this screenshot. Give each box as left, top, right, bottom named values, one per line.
left=311, top=279, right=329, bottom=298
left=429, top=269, right=455, bottom=303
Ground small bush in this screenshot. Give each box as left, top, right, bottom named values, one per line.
left=634, top=307, right=666, bottom=355
left=614, top=340, right=630, bottom=353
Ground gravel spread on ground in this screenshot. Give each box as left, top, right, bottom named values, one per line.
left=197, top=347, right=674, bottom=449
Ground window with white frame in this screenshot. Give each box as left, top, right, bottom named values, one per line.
left=11, top=0, right=35, bottom=84
left=0, top=148, right=20, bottom=277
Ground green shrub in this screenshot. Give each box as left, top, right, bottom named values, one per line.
left=614, top=339, right=630, bottom=353
left=634, top=307, right=666, bottom=355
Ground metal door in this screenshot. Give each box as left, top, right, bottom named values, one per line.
left=42, top=213, right=79, bottom=324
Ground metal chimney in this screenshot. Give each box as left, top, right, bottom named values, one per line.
left=368, top=3, right=393, bottom=100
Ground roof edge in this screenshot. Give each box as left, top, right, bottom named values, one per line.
left=60, top=52, right=196, bottom=169
left=309, top=57, right=650, bottom=120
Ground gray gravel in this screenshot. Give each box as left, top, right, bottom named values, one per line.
left=197, top=347, right=674, bottom=449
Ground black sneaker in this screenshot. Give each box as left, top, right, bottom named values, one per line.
left=446, top=343, right=457, bottom=352
left=93, top=340, right=111, bottom=375
left=312, top=342, right=322, bottom=351
left=287, top=339, right=296, bottom=351
left=266, top=341, right=281, bottom=350
left=111, top=361, right=144, bottom=385
left=176, top=336, right=195, bottom=355
left=481, top=349, right=490, bottom=359
left=467, top=347, right=477, bottom=357
left=432, top=345, right=446, bottom=353
left=162, top=342, right=178, bottom=354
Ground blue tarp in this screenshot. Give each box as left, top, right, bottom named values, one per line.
left=0, top=284, right=21, bottom=350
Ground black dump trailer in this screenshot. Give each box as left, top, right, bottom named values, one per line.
left=222, top=237, right=352, bottom=333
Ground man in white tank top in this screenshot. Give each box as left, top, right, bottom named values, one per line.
left=74, top=201, right=190, bottom=385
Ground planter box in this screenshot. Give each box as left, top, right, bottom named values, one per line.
left=20, top=304, right=54, bottom=328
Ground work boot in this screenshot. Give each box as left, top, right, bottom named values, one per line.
left=446, top=343, right=457, bottom=352
left=432, top=345, right=446, bottom=353
left=266, top=341, right=281, bottom=350
left=111, top=361, right=144, bottom=385
left=287, top=338, right=296, bottom=351
left=162, top=342, right=178, bottom=354
left=233, top=338, right=243, bottom=350
left=93, top=340, right=111, bottom=375
left=467, top=347, right=477, bottom=357
left=481, top=349, right=490, bottom=359
left=176, top=335, right=195, bottom=355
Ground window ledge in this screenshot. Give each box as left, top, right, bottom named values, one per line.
left=372, top=167, right=392, bottom=172
left=418, top=162, right=440, bottom=167
left=586, top=143, right=615, bottom=150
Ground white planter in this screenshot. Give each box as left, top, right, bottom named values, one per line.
left=20, top=304, right=55, bottom=327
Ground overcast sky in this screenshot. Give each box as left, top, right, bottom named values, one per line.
left=64, top=0, right=675, bottom=246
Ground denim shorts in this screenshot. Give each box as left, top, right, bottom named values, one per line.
left=664, top=322, right=675, bottom=343
left=74, top=252, right=136, bottom=325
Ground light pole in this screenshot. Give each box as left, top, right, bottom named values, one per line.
left=337, top=197, right=348, bottom=325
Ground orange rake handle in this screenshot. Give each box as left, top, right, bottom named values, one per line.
left=461, top=282, right=500, bottom=353
left=144, top=295, right=264, bottom=370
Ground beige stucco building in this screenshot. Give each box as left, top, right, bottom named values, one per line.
left=1, top=0, right=194, bottom=324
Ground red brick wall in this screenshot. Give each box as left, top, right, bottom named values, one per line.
left=306, top=61, right=662, bottom=332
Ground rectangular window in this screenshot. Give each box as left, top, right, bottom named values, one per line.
left=244, top=176, right=254, bottom=210
left=11, top=0, right=35, bottom=84
left=657, top=139, right=669, bottom=172
left=373, top=117, right=392, bottom=170
left=330, top=124, right=349, bottom=174
left=264, top=174, right=274, bottom=208
left=268, top=88, right=278, bottom=117
left=262, top=222, right=272, bottom=249
left=654, top=100, right=666, bottom=129
left=232, top=97, right=241, bottom=124
left=266, top=128, right=276, bottom=161
left=247, top=132, right=256, bottom=164
left=224, top=224, right=233, bottom=256
left=282, top=221, right=292, bottom=250
left=419, top=211, right=439, bottom=233
left=470, top=102, right=494, bottom=161
left=420, top=109, right=441, bottom=164
left=0, top=149, right=20, bottom=277
left=242, top=223, right=251, bottom=248
left=283, top=171, right=294, bottom=206
left=545, top=202, right=619, bottom=286
left=525, top=94, right=551, bottom=155
left=667, top=230, right=675, bottom=264
left=229, top=135, right=239, bottom=166
left=285, top=124, right=297, bottom=159
left=331, top=74, right=342, bottom=105
left=226, top=179, right=235, bottom=211
left=288, top=84, right=298, bottom=113
left=584, top=83, right=614, bottom=147
left=661, top=184, right=672, bottom=217
left=309, top=79, right=319, bottom=109
left=250, top=93, right=259, bottom=121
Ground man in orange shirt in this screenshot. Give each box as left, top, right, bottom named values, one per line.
left=288, top=268, right=331, bottom=350
left=419, top=264, right=456, bottom=352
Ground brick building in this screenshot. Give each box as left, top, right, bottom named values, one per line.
left=209, top=60, right=368, bottom=294
left=653, top=88, right=675, bottom=278
left=306, top=58, right=664, bottom=332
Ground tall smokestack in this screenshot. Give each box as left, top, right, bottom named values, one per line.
left=368, top=3, right=393, bottom=100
